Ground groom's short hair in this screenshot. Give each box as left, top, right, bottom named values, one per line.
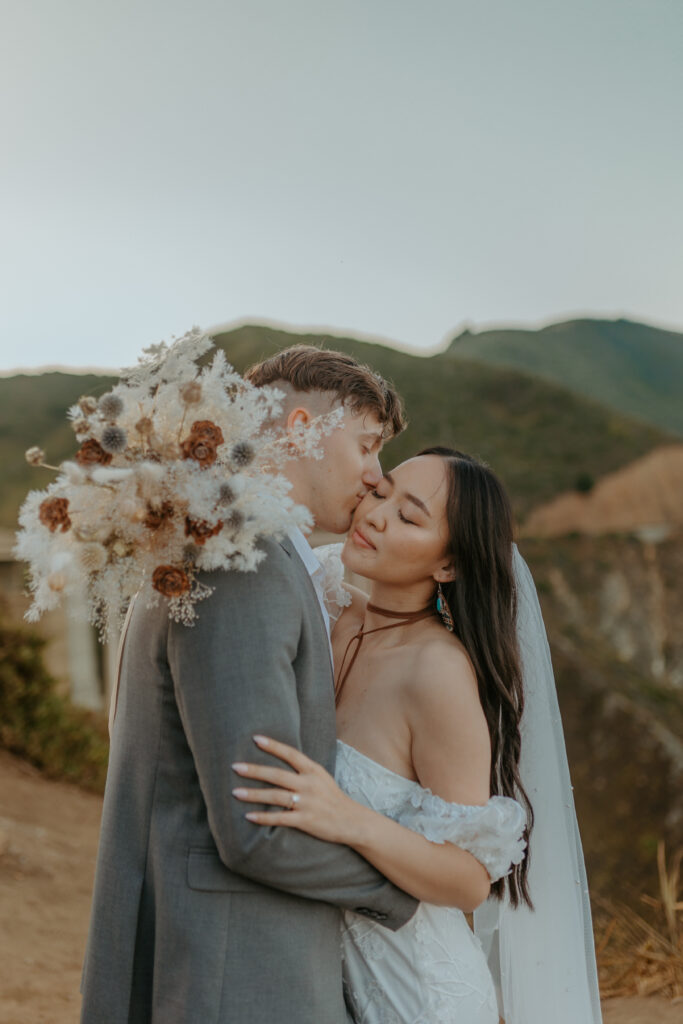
left=245, top=345, right=406, bottom=439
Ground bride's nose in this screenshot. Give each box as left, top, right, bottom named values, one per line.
left=363, top=501, right=386, bottom=531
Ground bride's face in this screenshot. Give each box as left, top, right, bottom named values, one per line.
left=342, top=454, right=453, bottom=587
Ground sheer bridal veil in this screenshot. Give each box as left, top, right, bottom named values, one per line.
left=473, top=544, right=603, bottom=1023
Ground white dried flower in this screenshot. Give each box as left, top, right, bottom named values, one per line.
left=79, top=395, right=98, bottom=415
left=180, top=380, right=202, bottom=404
left=79, top=543, right=108, bottom=572
left=72, top=418, right=91, bottom=435
left=25, top=446, right=45, bottom=466
left=135, top=416, right=154, bottom=437
left=98, top=392, right=124, bottom=419
left=62, top=461, right=87, bottom=485
left=47, top=571, right=67, bottom=592
left=101, top=425, right=128, bottom=453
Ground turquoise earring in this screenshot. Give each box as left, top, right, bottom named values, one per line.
left=436, top=582, right=455, bottom=632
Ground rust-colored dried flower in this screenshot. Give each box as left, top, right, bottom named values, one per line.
left=180, top=381, right=202, bottom=404
left=189, top=420, right=224, bottom=445
left=25, top=446, right=45, bottom=466
left=75, top=439, right=113, bottom=466
left=184, top=516, right=224, bottom=545
left=144, top=501, right=175, bottom=530
left=180, top=434, right=218, bottom=468
left=152, top=564, right=191, bottom=598
left=39, top=497, right=71, bottom=533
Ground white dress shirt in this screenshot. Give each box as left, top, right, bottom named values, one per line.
left=287, top=526, right=334, bottom=666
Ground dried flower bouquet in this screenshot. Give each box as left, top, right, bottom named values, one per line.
left=15, top=327, right=341, bottom=637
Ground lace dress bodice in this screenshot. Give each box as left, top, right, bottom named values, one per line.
left=335, top=740, right=527, bottom=1024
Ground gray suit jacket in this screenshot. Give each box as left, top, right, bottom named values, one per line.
left=80, top=536, right=417, bottom=1023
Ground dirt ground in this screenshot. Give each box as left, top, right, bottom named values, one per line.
left=0, top=749, right=680, bottom=1024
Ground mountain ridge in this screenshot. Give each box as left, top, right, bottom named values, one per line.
left=446, top=317, right=683, bottom=436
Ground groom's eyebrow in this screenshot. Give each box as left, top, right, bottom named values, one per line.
left=382, top=473, right=431, bottom=517
left=361, top=431, right=383, bottom=449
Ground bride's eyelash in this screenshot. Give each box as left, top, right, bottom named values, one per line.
left=370, top=489, right=385, bottom=499
left=398, top=511, right=416, bottom=525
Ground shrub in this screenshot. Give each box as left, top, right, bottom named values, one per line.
left=0, top=618, right=109, bottom=792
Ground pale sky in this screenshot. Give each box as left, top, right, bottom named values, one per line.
left=2, top=0, right=682, bottom=372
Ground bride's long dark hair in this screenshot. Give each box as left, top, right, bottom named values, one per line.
left=418, top=446, right=534, bottom=909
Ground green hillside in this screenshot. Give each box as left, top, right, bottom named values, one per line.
left=446, top=317, right=683, bottom=436
left=0, top=371, right=116, bottom=533
left=0, top=323, right=670, bottom=531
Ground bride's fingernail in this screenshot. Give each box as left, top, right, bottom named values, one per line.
left=245, top=812, right=259, bottom=821
left=232, top=788, right=248, bottom=798
left=232, top=763, right=248, bottom=773
left=253, top=735, right=269, bottom=747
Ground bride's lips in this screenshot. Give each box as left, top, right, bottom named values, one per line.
left=351, top=526, right=376, bottom=550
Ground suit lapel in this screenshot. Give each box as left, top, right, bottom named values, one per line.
left=279, top=535, right=334, bottom=679
left=108, top=594, right=138, bottom=736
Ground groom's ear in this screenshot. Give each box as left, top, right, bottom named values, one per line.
left=286, top=407, right=312, bottom=432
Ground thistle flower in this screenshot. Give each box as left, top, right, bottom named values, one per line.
left=98, top=392, right=124, bottom=419
left=218, top=482, right=235, bottom=505
left=230, top=441, right=255, bottom=468
left=224, top=509, right=244, bottom=533
left=101, top=425, right=128, bottom=454
left=25, top=446, right=45, bottom=466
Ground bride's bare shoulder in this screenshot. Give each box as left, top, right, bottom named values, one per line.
left=408, top=629, right=481, bottom=707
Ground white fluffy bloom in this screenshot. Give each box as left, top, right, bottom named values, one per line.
left=15, top=326, right=321, bottom=638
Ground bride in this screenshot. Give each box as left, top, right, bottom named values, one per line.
left=232, top=447, right=603, bottom=1023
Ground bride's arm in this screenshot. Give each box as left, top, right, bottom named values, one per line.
left=232, top=647, right=498, bottom=913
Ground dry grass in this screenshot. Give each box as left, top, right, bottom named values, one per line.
left=595, top=842, right=683, bottom=1001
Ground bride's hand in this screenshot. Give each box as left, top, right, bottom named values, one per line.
left=232, top=735, right=362, bottom=844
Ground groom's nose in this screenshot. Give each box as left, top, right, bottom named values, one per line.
left=361, top=455, right=382, bottom=489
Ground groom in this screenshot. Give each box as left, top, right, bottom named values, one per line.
left=80, top=345, right=418, bottom=1023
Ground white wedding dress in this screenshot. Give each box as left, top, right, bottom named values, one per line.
left=335, top=739, right=528, bottom=1024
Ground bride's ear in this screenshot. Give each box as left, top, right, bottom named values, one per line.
left=433, top=563, right=456, bottom=584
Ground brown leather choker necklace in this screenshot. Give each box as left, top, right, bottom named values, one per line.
left=334, top=601, right=437, bottom=706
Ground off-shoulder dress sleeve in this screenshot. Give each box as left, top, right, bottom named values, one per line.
left=400, top=789, right=528, bottom=883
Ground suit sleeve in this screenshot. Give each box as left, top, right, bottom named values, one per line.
left=168, top=545, right=418, bottom=931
